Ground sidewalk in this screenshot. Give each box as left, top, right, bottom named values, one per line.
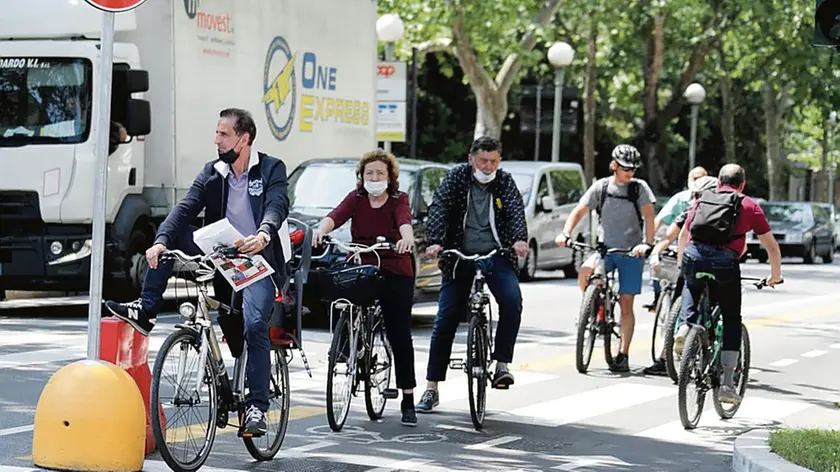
left=734, top=403, right=840, bottom=471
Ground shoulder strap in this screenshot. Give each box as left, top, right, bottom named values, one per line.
left=597, top=179, right=609, bottom=217
left=629, top=180, right=643, bottom=229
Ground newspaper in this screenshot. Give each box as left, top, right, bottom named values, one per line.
left=192, top=218, right=275, bottom=291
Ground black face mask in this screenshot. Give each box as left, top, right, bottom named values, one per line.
left=218, top=148, right=238, bottom=164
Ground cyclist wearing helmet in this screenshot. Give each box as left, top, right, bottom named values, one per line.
left=556, top=144, right=656, bottom=372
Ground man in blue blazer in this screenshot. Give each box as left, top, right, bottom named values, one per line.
left=105, top=108, right=289, bottom=436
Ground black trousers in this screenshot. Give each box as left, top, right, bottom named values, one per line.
left=377, top=273, right=417, bottom=390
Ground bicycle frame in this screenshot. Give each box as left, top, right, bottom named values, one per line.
left=165, top=250, right=251, bottom=415
left=443, top=248, right=498, bottom=372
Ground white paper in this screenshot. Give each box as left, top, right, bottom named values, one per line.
left=192, top=218, right=275, bottom=292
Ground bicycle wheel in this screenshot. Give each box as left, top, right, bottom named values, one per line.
left=677, top=327, right=709, bottom=430
left=466, top=315, right=489, bottom=430
left=603, top=300, right=619, bottom=368
left=151, top=328, right=218, bottom=472
left=327, top=310, right=356, bottom=432
left=663, top=295, right=682, bottom=383
left=713, top=323, right=751, bottom=419
left=651, top=290, right=672, bottom=364
left=243, top=350, right=290, bottom=461
left=575, top=284, right=601, bottom=373
left=365, top=310, right=394, bottom=420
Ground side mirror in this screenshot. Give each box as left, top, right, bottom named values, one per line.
left=124, top=99, right=151, bottom=136
left=541, top=195, right=556, bottom=212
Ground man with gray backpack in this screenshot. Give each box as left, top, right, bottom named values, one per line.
left=556, top=144, right=656, bottom=372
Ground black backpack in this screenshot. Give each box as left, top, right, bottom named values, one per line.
left=689, top=189, right=744, bottom=245
left=597, top=179, right=643, bottom=230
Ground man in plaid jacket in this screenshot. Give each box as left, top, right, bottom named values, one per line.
left=416, top=136, right=529, bottom=413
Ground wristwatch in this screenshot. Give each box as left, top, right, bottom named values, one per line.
left=259, top=230, right=271, bottom=245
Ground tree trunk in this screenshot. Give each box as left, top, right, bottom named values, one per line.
left=641, top=10, right=665, bottom=192
left=763, top=81, right=780, bottom=200
left=718, top=46, right=736, bottom=164
left=473, top=91, right=506, bottom=139
left=583, top=19, right=598, bottom=183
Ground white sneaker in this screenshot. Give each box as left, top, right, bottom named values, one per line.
left=673, top=324, right=691, bottom=359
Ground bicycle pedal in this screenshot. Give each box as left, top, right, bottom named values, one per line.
left=448, top=358, right=465, bottom=370
left=382, top=388, right=399, bottom=399
left=492, top=383, right=510, bottom=390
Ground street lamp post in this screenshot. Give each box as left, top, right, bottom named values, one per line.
left=829, top=110, right=837, bottom=207
left=547, top=42, right=574, bottom=162
left=684, top=82, right=706, bottom=170
left=376, top=13, right=405, bottom=154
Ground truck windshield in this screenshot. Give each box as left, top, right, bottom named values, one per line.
left=0, top=57, right=92, bottom=147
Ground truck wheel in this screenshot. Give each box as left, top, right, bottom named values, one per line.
left=104, top=229, right=148, bottom=301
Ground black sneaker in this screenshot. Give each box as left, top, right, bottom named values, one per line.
left=104, top=299, right=156, bottom=336
left=401, top=408, right=418, bottom=427
left=241, top=405, right=267, bottom=437
left=643, top=359, right=668, bottom=376
left=493, top=363, right=515, bottom=388
left=416, top=389, right=439, bottom=413
left=609, top=353, right=630, bottom=372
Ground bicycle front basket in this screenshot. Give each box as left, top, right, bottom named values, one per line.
left=320, top=264, right=383, bottom=306
left=653, top=252, right=680, bottom=284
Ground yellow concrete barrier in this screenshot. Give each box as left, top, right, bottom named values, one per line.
left=32, top=359, right=146, bottom=472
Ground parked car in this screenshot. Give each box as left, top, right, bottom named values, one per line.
left=745, top=201, right=835, bottom=264
left=285, top=157, right=452, bottom=318
left=500, top=161, right=592, bottom=280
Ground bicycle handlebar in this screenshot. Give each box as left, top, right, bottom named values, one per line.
left=159, top=243, right=245, bottom=264
left=440, top=248, right=501, bottom=261
left=742, top=276, right=784, bottom=290
left=570, top=240, right=651, bottom=257
left=323, top=235, right=396, bottom=255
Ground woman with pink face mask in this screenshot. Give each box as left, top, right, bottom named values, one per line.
left=312, top=149, right=418, bottom=427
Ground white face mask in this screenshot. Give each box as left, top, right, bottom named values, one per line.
left=473, top=169, right=496, bottom=184
left=364, top=180, right=388, bottom=196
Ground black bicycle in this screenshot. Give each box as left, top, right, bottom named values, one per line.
left=318, top=236, right=398, bottom=432
left=571, top=241, right=648, bottom=373
left=677, top=274, right=782, bottom=429
left=443, top=248, right=510, bottom=431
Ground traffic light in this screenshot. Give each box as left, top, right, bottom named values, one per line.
left=815, top=0, right=840, bottom=47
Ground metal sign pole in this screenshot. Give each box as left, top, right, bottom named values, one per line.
left=87, top=10, right=116, bottom=360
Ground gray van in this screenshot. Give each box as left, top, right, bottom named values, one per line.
left=500, top=161, right=592, bottom=281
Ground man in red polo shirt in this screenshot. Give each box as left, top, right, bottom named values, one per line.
left=675, top=164, right=782, bottom=405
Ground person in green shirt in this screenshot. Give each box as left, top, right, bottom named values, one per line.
left=644, top=166, right=708, bottom=311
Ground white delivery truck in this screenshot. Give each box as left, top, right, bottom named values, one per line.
left=0, top=0, right=378, bottom=300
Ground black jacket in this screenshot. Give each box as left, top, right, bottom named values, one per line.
left=426, top=163, right=528, bottom=279
left=154, top=150, right=290, bottom=294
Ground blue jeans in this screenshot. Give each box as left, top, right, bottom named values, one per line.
left=141, top=226, right=275, bottom=411
left=679, top=242, right=742, bottom=351
left=426, top=255, right=522, bottom=382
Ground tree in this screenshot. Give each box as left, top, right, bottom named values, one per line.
left=378, top=0, right=564, bottom=139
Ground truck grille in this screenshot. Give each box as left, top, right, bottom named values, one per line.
left=0, top=191, right=44, bottom=235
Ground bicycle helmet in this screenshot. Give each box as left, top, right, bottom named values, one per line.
left=611, top=144, right=642, bottom=169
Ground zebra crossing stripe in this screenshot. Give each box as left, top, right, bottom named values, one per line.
left=492, top=383, right=675, bottom=427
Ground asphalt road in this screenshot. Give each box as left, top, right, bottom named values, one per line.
left=1, top=255, right=839, bottom=472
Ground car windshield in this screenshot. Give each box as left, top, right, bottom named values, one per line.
left=287, top=162, right=416, bottom=213
left=0, top=57, right=92, bottom=147
left=509, top=172, right=533, bottom=200
left=760, top=203, right=813, bottom=226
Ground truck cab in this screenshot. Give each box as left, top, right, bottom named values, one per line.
left=0, top=8, right=152, bottom=299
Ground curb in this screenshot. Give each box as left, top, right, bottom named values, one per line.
left=733, top=428, right=813, bottom=472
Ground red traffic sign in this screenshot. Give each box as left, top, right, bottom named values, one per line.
left=84, top=0, right=148, bottom=13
